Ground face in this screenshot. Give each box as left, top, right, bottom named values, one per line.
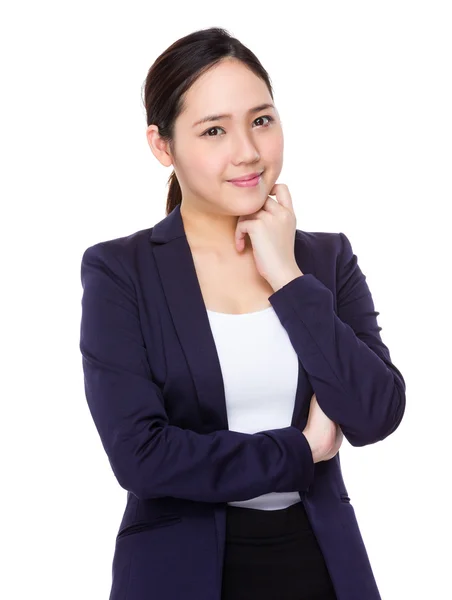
left=148, top=58, right=284, bottom=217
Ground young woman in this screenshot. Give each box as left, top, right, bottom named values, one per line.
left=80, top=27, right=406, bottom=600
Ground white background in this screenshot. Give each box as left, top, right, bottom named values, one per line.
left=1, top=1, right=450, bottom=598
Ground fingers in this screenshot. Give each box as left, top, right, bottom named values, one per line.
left=268, top=183, right=294, bottom=212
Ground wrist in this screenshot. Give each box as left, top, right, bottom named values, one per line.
left=270, top=267, right=304, bottom=292
left=302, top=429, right=324, bottom=464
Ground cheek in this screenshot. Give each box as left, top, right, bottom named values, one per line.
left=195, top=154, right=228, bottom=183
left=265, top=133, right=284, bottom=162
left=184, top=154, right=225, bottom=188
left=184, top=141, right=214, bottom=167
left=181, top=149, right=212, bottom=176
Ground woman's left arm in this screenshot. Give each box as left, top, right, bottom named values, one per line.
left=268, top=231, right=406, bottom=448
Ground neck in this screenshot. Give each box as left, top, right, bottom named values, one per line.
left=180, top=201, right=253, bottom=257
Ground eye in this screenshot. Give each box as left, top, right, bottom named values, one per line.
left=201, top=115, right=274, bottom=137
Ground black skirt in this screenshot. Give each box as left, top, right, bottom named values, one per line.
left=221, top=501, right=337, bottom=600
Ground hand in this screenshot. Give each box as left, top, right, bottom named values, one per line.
left=234, top=184, right=303, bottom=290
left=322, top=422, right=344, bottom=462
left=302, top=393, right=344, bottom=463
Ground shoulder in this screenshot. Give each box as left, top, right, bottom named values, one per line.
left=296, top=228, right=349, bottom=257
left=81, top=226, right=153, bottom=265
left=80, top=226, right=154, bottom=284
left=82, top=226, right=152, bottom=258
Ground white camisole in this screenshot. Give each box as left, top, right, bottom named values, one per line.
left=206, top=305, right=304, bottom=511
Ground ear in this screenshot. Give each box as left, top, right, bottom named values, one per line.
left=146, top=124, right=173, bottom=168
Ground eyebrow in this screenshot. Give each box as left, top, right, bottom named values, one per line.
left=192, top=103, right=276, bottom=128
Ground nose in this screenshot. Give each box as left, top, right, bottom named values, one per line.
left=231, top=130, right=260, bottom=164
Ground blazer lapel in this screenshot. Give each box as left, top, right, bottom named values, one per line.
left=150, top=203, right=317, bottom=434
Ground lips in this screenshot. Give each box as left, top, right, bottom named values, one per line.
left=228, top=171, right=263, bottom=182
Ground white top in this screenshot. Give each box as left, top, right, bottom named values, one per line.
left=206, top=305, right=303, bottom=510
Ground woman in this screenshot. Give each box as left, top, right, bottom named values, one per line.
left=80, top=27, right=406, bottom=600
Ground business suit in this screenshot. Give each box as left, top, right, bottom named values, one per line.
left=79, top=202, right=406, bottom=600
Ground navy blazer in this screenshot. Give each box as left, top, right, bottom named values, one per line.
left=79, top=202, right=406, bottom=600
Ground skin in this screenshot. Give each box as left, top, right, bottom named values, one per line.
left=146, top=57, right=343, bottom=463
left=147, top=57, right=283, bottom=257
left=304, top=394, right=344, bottom=463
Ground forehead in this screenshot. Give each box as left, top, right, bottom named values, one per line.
left=181, top=59, right=272, bottom=119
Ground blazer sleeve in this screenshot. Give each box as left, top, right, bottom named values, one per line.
left=79, top=243, right=315, bottom=502
left=268, top=232, right=406, bottom=447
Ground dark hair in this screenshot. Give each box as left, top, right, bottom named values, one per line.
left=141, top=27, right=275, bottom=216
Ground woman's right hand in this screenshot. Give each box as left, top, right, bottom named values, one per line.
left=302, top=393, right=343, bottom=463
